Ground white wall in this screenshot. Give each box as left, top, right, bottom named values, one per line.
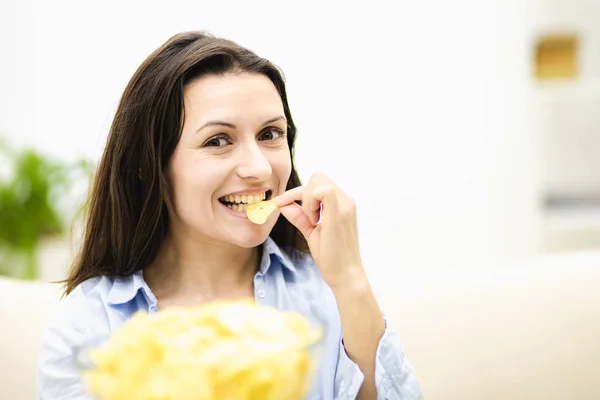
left=0, top=0, right=37, bottom=150
left=1, top=0, right=541, bottom=282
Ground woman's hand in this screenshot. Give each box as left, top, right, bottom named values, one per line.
left=274, top=172, right=365, bottom=288
left=276, top=173, right=384, bottom=398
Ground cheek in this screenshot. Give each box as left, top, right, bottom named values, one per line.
left=168, top=155, right=224, bottom=214
left=269, top=149, right=293, bottom=183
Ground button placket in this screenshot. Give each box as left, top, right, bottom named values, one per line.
left=254, top=274, right=267, bottom=301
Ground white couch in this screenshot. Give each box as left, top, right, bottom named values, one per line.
left=0, top=277, right=63, bottom=400
left=2, top=251, right=600, bottom=400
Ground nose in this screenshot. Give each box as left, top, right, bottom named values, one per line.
left=235, top=140, right=272, bottom=181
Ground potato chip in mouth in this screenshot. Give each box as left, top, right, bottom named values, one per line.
left=246, top=199, right=278, bottom=224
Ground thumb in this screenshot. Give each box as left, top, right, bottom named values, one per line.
left=278, top=202, right=316, bottom=239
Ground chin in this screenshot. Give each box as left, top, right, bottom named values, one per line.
left=226, top=224, right=275, bottom=248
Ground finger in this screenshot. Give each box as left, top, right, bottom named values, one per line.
left=302, top=187, right=323, bottom=226
left=274, top=185, right=319, bottom=226
left=303, top=184, right=341, bottom=225
left=274, top=186, right=304, bottom=207
left=297, top=173, right=326, bottom=225
left=278, top=202, right=316, bottom=239
left=309, top=184, right=338, bottom=210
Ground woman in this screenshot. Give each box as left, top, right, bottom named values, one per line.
left=36, top=31, right=422, bottom=400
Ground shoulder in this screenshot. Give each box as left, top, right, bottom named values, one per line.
left=40, top=276, right=117, bottom=346
left=36, top=276, right=118, bottom=398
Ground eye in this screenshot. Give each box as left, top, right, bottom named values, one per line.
left=204, top=136, right=231, bottom=147
left=259, top=127, right=285, bottom=141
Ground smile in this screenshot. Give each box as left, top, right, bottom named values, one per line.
left=218, top=190, right=272, bottom=212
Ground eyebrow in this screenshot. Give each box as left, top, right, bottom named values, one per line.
left=195, top=115, right=287, bottom=135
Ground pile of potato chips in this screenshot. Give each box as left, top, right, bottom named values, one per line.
left=83, top=300, right=321, bottom=400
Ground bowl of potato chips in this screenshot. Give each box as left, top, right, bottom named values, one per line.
left=74, top=299, right=324, bottom=400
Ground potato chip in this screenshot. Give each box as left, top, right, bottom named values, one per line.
left=246, top=199, right=278, bottom=224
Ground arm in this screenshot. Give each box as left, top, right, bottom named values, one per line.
left=275, top=173, right=422, bottom=399
left=37, top=320, right=92, bottom=400
left=36, top=291, right=103, bottom=400
left=332, top=270, right=422, bottom=400
left=331, top=269, right=385, bottom=399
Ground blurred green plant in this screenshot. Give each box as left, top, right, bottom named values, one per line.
left=0, top=136, right=93, bottom=280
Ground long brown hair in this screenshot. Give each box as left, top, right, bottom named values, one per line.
left=64, top=31, right=307, bottom=295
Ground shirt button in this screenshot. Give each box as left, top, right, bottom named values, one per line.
left=256, top=289, right=266, bottom=299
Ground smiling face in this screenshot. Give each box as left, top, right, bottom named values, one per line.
left=164, top=72, right=292, bottom=248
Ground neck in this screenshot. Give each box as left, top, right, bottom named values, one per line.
left=144, top=229, right=261, bottom=303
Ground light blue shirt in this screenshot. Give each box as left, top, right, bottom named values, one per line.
left=36, top=237, right=422, bottom=399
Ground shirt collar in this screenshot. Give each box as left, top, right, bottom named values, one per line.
left=260, top=236, right=297, bottom=275
left=107, top=236, right=297, bottom=306
left=106, top=270, right=157, bottom=306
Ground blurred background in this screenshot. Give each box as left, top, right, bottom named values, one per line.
left=1, top=0, right=599, bottom=283
left=2, top=1, right=600, bottom=399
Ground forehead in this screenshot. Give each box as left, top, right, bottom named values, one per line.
left=182, top=72, right=284, bottom=122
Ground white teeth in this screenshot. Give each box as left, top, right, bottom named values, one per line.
left=230, top=204, right=248, bottom=212
left=222, top=191, right=268, bottom=205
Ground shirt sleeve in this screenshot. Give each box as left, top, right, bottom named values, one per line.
left=36, top=300, right=93, bottom=400
left=334, top=318, right=422, bottom=400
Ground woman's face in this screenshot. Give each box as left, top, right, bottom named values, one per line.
left=165, top=72, right=292, bottom=248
